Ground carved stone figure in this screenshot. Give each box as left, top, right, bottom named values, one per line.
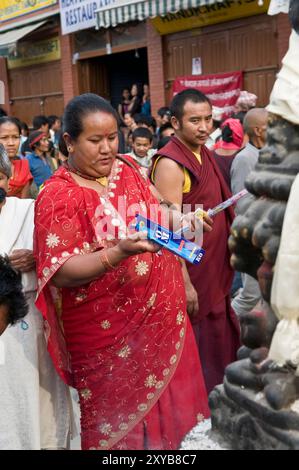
left=209, top=2, right=299, bottom=449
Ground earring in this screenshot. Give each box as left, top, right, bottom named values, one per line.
left=68, top=146, right=72, bottom=152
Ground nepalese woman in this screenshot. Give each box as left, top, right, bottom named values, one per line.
left=0, top=117, right=33, bottom=198
left=213, top=118, right=245, bottom=189
left=34, top=93, right=210, bottom=451
left=117, top=88, right=132, bottom=123
left=128, top=83, right=143, bottom=116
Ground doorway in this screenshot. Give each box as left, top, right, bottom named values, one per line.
left=107, top=47, right=148, bottom=109
left=80, top=47, right=149, bottom=110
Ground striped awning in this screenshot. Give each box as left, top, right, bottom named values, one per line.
left=0, top=20, right=47, bottom=57
left=96, top=0, right=220, bottom=29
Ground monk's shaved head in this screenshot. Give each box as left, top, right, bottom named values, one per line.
left=243, top=108, right=268, bottom=138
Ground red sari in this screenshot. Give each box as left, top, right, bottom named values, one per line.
left=34, top=157, right=209, bottom=450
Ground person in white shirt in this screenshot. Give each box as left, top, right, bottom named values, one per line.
left=0, top=147, right=73, bottom=450
left=231, top=108, right=268, bottom=317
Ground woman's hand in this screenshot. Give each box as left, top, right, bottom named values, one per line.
left=116, top=231, right=161, bottom=257
left=52, top=232, right=160, bottom=289
left=9, top=249, right=35, bottom=273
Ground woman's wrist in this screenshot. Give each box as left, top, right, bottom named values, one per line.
left=109, top=244, right=128, bottom=262
left=97, top=245, right=127, bottom=273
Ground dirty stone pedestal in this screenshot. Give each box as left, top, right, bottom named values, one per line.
left=209, top=378, right=299, bottom=450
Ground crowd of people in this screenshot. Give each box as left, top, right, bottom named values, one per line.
left=0, top=85, right=268, bottom=450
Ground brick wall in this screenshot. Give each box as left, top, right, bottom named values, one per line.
left=146, top=20, right=166, bottom=119
left=276, top=13, right=292, bottom=65
left=59, top=32, right=79, bottom=106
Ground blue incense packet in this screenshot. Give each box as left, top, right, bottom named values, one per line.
left=135, top=214, right=205, bottom=265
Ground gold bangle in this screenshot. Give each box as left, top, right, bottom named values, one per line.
left=99, top=249, right=116, bottom=271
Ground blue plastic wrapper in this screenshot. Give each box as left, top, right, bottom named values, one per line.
left=135, top=214, right=205, bottom=265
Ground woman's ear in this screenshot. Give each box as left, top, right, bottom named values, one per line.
left=63, top=133, right=73, bottom=153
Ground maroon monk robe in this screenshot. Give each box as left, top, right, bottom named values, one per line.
left=153, top=136, right=240, bottom=393
left=213, top=150, right=239, bottom=190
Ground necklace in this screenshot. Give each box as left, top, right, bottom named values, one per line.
left=64, top=162, right=108, bottom=187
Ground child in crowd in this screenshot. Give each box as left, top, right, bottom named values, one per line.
left=127, top=127, right=156, bottom=175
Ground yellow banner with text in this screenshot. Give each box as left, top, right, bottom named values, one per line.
left=0, top=0, right=57, bottom=23
left=7, top=36, right=60, bottom=69
left=152, top=0, right=270, bottom=35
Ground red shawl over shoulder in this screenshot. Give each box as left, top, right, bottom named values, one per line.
left=34, top=156, right=209, bottom=450
left=8, top=159, right=33, bottom=197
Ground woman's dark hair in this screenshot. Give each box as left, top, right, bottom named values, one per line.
left=20, top=121, right=29, bottom=133
left=0, top=255, right=28, bottom=326
left=221, top=125, right=234, bottom=143
left=289, top=0, right=299, bottom=34
left=157, top=136, right=171, bottom=150
left=170, top=89, right=211, bottom=123
left=121, top=88, right=130, bottom=100
left=27, top=130, right=46, bottom=150
left=130, top=84, right=143, bottom=116
left=131, top=83, right=143, bottom=97
left=0, top=116, right=21, bottom=134
left=58, top=133, right=68, bottom=158
left=0, top=143, right=11, bottom=178
left=0, top=187, right=6, bottom=203
left=63, top=93, right=118, bottom=140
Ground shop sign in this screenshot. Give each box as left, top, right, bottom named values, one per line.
left=60, top=0, right=118, bottom=34
left=192, top=57, right=202, bottom=75
left=152, top=0, right=270, bottom=35
left=0, top=0, right=58, bottom=23
left=173, top=71, right=243, bottom=120
left=7, top=36, right=60, bottom=69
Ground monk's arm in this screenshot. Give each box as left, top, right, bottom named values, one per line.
left=153, top=157, right=184, bottom=209
left=153, top=157, right=199, bottom=316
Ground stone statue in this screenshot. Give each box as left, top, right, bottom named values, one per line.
left=209, top=1, right=299, bottom=449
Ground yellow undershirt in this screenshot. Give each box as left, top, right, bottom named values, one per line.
left=152, top=152, right=202, bottom=194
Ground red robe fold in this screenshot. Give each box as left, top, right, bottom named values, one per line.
left=213, top=150, right=239, bottom=190
left=155, top=136, right=240, bottom=393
